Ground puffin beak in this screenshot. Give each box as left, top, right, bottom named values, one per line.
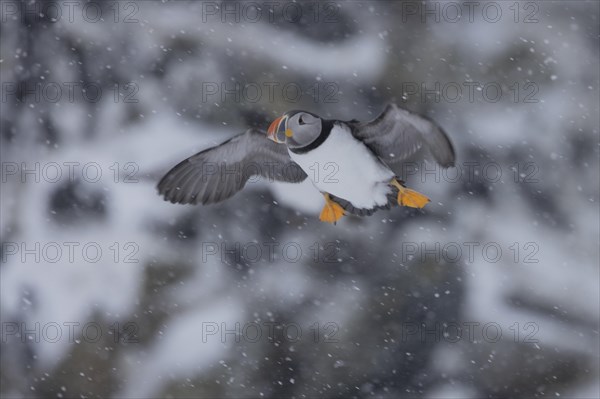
left=267, top=115, right=288, bottom=143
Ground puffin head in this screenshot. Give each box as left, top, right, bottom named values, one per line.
left=267, top=110, right=322, bottom=149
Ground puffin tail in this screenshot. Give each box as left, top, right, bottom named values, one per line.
left=329, top=192, right=398, bottom=217
left=329, top=178, right=430, bottom=217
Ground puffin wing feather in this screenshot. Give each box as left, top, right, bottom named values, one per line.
left=350, top=104, right=456, bottom=174
left=158, top=128, right=307, bottom=205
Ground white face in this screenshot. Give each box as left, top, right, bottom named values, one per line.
left=285, top=112, right=322, bottom=148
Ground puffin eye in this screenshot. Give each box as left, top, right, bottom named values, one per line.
left=298, top=116, right=305, bottom=125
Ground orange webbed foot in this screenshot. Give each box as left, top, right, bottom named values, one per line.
left=319, top=193, right=346, bottom=224
left=390, top=179, right=430, bottom=209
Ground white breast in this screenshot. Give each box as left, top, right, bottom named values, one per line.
left=289, top=124, right=395, bottom=209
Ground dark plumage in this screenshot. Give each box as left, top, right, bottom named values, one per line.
left=157, top=129, right=306, bottom=205
left=347, top=104, right=455, bottom=172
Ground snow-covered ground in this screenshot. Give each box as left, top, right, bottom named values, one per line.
left=1, top=1, right=598, bottom=397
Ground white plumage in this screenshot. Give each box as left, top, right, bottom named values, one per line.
left=288, top=123, right=394, bottom=210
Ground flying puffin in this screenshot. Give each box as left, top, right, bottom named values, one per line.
left=157, top=104, right=455, bottom=223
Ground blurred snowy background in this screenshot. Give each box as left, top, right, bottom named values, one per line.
left=1, top=0, right=599, bottom=398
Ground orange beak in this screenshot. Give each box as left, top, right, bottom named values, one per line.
left=267, top=115, right=287, bottom=143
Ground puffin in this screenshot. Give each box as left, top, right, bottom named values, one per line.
left=157, top=104, right=455, bottom=223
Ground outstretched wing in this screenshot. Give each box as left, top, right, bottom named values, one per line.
left=349, top=104, right=456, bottom=175
left=157, top=128, right=307, bottom=205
